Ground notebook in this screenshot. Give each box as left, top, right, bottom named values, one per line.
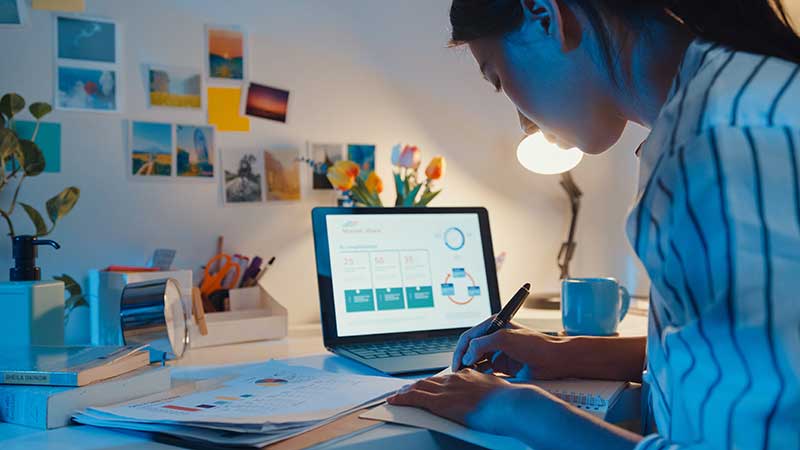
left=531, top=379, right=628, bottom=418
left=0, top=345, right=150, bottom=387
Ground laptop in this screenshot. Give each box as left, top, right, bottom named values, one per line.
left=311, top=207, right=501, bottom=375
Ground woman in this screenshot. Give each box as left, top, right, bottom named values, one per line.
left=388, top=1, right=800, bottom=448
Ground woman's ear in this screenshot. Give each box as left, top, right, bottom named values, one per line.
left=518, top=0, right=567, bottom=50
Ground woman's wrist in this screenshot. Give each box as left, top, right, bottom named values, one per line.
left=557, top=336, right=646, bottom=381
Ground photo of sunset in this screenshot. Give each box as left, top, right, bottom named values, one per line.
left=245, top=82, right=290, bottom=123
left=208, top=26, right=244, bottom=80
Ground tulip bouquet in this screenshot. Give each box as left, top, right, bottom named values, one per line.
left=320, top=144, right=445, bottom=207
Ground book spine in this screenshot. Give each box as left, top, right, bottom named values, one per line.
left=1, top=372, right=77, bottom=386
left=0, top=388, right=48, bottom=429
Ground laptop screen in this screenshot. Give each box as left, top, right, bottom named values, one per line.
left=325, top=212, right=494, bottom=337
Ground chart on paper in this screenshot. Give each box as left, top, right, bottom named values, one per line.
left=327, top=213, right=493, bottom=337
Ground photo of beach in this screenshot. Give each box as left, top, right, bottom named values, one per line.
left=207, top=25, right=244, bottom=80
left=57, top=16, right=116, bottom=63
left=148, top=66, right=202, bottom=109
left=176, top=124, right=215, bottom=178
left=244, top=82, right=289, bottom=123
left=130, top=121, right=172, bottom=177
left=57, top=66, right=117, bottom=111
left=223, top=149, right=263, bottom=204
left=264, top=147, right=301, bottom=201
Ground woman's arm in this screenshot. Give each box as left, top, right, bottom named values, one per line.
left=558, top=335, right=647, bottom=382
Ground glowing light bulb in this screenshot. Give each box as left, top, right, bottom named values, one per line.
left=516, top=132, right=584, bottom=175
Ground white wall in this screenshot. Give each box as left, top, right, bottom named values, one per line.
left=0, top=0, right=649, bottom=333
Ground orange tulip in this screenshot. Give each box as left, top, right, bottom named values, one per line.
left=365, top=172, right=383, bottom=194
left=327, top=160, right=360, bottom=191
left=425, top=156, right=446, bottom=180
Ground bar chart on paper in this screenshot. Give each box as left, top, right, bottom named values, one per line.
left=326, top=214, right=493, bottom=337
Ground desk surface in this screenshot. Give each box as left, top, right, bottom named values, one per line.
left=0, top=309, right=648, bottom=450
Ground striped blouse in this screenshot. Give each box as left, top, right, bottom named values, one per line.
left=626, top=40, right=800, bottom=449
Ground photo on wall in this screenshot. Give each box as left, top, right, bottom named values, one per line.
left=207, top=25, right=245, bottom=81
left=56, top=16, right=116, bottom=63
left=222, top=149, right=263, bottom=204
left=244, top=82, right=289, bottom=123
left=130, top=121, right=172, bottom=177
left=0, top=0, right=23, bottom=27
left=264, top=147, right=301, bottom=201
left=56, top=66, right=117, bottom=111
left=147, top=65, right=202, bottom=109
left=308, top=142, right=343, bottom=190
left=347, top=144, right=376, bottom=174
left=176, top=124, right=215, bottom=178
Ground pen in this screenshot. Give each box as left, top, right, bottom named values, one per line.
left=462, top=282, right=531, bottom=371
left=252, top=256, right=276, bottom=286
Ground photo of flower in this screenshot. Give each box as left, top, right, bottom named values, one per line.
left=130, top=121, right=172, bottom=177
left=148, top=66, right=202, bottom=109
left=176, top=124, right=215, bottom=178
left=207, top=25, right=244, bottom=80
left=57, top=66, right=117, bottom=111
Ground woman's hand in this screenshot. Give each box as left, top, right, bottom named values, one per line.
left=387, top=369, right=523, bottom=429
left=452, top=315, right=569, bottom=380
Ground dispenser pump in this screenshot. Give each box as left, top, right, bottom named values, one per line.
left=10, top=235, right=60, bottom=282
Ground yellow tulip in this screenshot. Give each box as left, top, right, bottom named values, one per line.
left=327, top=160, right=360, bottom=191
left=365, top=172, right=383, bottom=194
left=425, top=156, right=446, bottom=180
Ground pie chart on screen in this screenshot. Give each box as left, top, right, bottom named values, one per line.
left=255, top=378, right=288, bottom=387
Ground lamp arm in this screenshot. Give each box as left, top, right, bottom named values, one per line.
left=557, top=172, right=582, bottom=279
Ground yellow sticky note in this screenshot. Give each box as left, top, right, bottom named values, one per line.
left=32, top=0, right=86, bottom=12
left=207, top=87, right=250, bottom=132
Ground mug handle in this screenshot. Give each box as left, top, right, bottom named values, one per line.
left=618, top=285, right=631, bottom=322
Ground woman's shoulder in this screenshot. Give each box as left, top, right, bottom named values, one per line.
left=655, top=40, right=800, bottom=152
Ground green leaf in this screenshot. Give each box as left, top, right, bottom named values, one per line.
left=0, top=128, right=20, bottom=161
left=28, top=102, right=52, bottom=120
left=20, top=203, right=48, bottom=236
left=19, top=139, right=45, bottom=176
left=54, top=274, right=83, bottom=297
left=393, top=172, right=404, bottom=206
left=417, top=189, right=441, bottom=206
left=0, top=93, right=25, bottom=119
left=403, top=184, right=423, bottom=206
left=46, top=186, right=80, bottom=225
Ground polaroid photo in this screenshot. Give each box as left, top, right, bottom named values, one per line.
left=56, top=15, right=117, bottom=64
left=347, top=144, right=376, bottom=174
left=264, top=147, right=301, bottom=201
left=129, top=121, right=172, bottom=177
left=307, top=142, right=343, bottom=190
left=0, top=0, right=24, bottom=28
left=147, top=65, right=203, bottom=110
left=222, top=148, right=264, bottom=204
left=243, top=81, right=290, bottom=123
left=176, top=124, right=215, bottom=178
left=56, top=65, right=118, bottom=112
left=206, top=24, right=247, bottom=82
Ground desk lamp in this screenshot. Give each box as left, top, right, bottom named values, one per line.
left=516, top=132, right=584, bottom=309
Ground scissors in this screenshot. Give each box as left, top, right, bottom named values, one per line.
left=200, top=253, right=241, bottom=297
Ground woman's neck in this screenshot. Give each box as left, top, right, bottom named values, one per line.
left=618, top=19, right=695, bottom=129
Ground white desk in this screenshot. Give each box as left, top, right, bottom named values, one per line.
left=0, top=310, right=648, bottom=450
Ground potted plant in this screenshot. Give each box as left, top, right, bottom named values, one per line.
left=0, top=93, right=80, bottom=240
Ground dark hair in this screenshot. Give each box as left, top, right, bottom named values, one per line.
left=450, top=0, right=800, bottom=69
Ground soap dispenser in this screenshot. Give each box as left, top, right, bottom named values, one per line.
left=0, top=235, right=66, bottom=345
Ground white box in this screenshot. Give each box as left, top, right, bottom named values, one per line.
left=87, top=270, right=193, bottom=346
left=189, top=286, right=287, bottom=348
left=0, top=281, right=64, bottom=346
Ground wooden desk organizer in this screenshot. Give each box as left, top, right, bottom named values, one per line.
left=188, top=285, right=287, bottom=348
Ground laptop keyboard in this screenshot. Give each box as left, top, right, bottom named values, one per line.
left=342, top=336, right=460, bottom=360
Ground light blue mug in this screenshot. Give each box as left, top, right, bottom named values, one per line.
left=561, top=278, right=630, bottom=336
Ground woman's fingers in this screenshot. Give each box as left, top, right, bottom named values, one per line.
left=461, top=329, right=511, bottom=367
left=387, top=389, right=440, bottom=409
left=451, top=316, right=496, bottom=370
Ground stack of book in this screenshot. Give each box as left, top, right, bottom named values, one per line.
left=0, top=345, right=170, bottom=429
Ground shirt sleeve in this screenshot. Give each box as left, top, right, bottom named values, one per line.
left=642, top=125, right=800, bottom=449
